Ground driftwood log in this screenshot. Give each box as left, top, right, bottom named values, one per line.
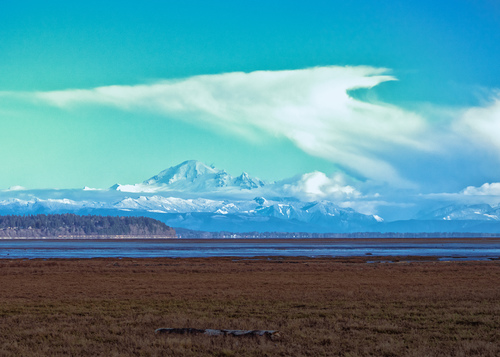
left=155, top=328, right=281, bottom=340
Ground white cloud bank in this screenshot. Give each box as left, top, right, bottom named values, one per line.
left=461, top=182, right=500, bottom=196
left=278, top=171, right=361, bottom=201
left=36, top=66, right=430, bottom=186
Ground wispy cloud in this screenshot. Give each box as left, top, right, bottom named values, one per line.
left=456, top=93, right=500, bottom=153
left=423, top=181, right=500, bottom=208
left=36, top=66, right=432, bottom=186
left=3, top=186, right=27, bottom=192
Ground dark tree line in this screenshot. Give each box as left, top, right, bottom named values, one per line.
left=0, top=214, right=176, bottom=237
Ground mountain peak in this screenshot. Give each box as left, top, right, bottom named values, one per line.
left=144, top=160, right=218, bottom=185
left=135, top=160, right=266, bottom=192
left=234, top=172, right=265, bottom=189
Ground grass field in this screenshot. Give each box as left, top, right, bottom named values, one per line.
left=0, top=256, right=499, bottom=356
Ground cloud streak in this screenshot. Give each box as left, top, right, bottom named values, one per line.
left=456, top=94, right=500, bottom=154
left=36, top=66, right=432, bottom=186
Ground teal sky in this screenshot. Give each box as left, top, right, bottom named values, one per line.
left=1, top=0, right=500, bottom=192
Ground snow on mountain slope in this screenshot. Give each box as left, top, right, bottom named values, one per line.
left=114, top=160, right=266, bottom=193
left=113, top=196, right=228, bottom=213
left=144, top=160, right=219, bottom=185
left=233, top=172, right=265, bottom=189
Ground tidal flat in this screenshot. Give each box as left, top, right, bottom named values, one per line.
left=0, top=257, right=499, bottom=356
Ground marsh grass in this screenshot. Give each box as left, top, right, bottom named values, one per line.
left=0, top=257, right=499, bottom=356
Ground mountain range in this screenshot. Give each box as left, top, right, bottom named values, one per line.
left=1, top=160, right=500, bottom=234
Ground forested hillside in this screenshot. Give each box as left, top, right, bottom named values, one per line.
left=0, top=214, right=176, bottom=238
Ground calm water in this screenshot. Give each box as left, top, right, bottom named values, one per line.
left=0, top=239, right=499, bottom=260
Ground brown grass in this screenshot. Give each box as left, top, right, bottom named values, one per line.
left=0, top=256, right=499, bottom=356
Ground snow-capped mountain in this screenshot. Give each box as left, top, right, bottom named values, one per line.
left=2, top=160, right=499, bottom=234
left=113, top=160, right=266, bottom=193
left=418, top=204, right=500, bottom=221
left=0, top=193, right=382, bottom=233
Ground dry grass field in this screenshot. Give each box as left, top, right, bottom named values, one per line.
left=0, top=256, right=499, bottom=356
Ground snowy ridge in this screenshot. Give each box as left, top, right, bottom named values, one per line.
left=0, top=194, right=382, bottom=232
left=0, top=197, right=104, bottom=213
left=418, top=204, right=500, bottom=221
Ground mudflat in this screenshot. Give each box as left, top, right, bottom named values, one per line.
left=1, top=257, right=499, bottom=356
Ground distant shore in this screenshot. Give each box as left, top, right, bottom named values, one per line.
left=1, top=236, right=499, bottom=242
left=0, top=235, right=178, bottom=240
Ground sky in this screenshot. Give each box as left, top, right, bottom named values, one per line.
left=1, top=0, right=500, bottom=201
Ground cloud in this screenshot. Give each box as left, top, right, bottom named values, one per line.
left=423, top=181, right=500, bottom=209
left=456, top=94, right=500, bottom=153
left=461, top=182, right=500, bottom=196
left=278, top=171, right=361, bottom=201
left=36, top=66, right=431, bottom=186
left=3, top=186, right=26, bottom=192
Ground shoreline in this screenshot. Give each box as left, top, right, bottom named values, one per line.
left=0, top=237, right=499, bottom=243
